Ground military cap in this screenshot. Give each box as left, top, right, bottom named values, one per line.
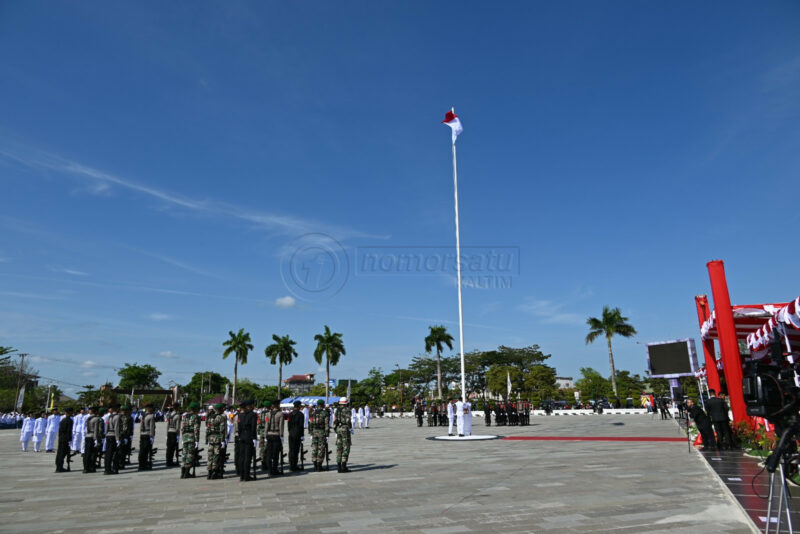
left=339, top=397, right=349, bottom=404
left=293, top=401, right=302, bottom=407
left=98, top=407, right=106, bottom=415
left=144, top=403, right=154, bottom=409
left=188, top=401, right=200, bottom=410
left=262, top=400, right=272, bottom=408
left=240, top=399, right=254, bottom=407
left=316, top=399, right=325, bottom=405
left=120, top=405, right=130, bottom=411
left=213, top=403, right=225, bottom=410
left=65, top=406, right=74, bottom=413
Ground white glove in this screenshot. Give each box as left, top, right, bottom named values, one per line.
left=195, top=441, right=199, bottom=448
left=150, top=437, right=154, bottom=445
left=221, top=441, right=226, bottom=449
left=253, top=439, right=257, bottom=448
left=94, top=440, right=99, bottom=447
left=301, top=436, right=304, bottom=442
left=116, top=440, right=120, bottom=447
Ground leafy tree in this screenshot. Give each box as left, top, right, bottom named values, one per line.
left=585, top=306, right=637, bottom=397
left=265, top=334, right=298, bottom=393
left=575, top=367, right=612, bottom=401
left=314, top=325, right=346, bottom=402
left=308, top=383, right=327, bottom=396
left=424, top=325, right=454, bottom=400
left=486, top=364, right=523, bottom=398
left=183, top=371, right=230, bottom=403
left=234, top=378, right=262, bottom=403
left=222, top=328, right=253, bottom=404
left=614, top=370, right=646, bottom=399
left=77, top=385, right=101, bottom=407
left=117, top=363, right=162, bottom=390
left=494, top=345, right=551, bottom=373
left=525, top=364, right=557, bottom=399
left=408, top=355, right=438, bottom=396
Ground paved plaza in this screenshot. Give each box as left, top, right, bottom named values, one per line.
left=1, top=415, right=755, bottom=533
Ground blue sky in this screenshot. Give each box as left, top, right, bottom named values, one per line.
left=2, top=2, right=799, bottom=396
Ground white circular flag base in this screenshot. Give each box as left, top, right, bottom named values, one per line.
left=429, top=434, right=500, bottom=441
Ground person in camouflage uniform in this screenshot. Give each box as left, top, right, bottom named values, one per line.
left=180, top=402, right=200, bottom=479
left=309, top=399, right=329, bottom=472
left=257, top=401, right=268, bottom=471
left=206, top=403, right=227, bottom=479
left=333, top=397, right=353, bottom=473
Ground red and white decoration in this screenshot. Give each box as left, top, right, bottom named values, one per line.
left=747, top=296, right=800, bottom=352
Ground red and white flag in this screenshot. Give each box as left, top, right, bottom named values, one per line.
left=442, top=109, right=463, bottom=144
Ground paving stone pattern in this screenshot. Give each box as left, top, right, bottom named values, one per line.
left=0, top=415, right=755, bottom=533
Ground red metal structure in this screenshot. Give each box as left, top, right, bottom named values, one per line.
left=697, top=260, right=800, bottom=425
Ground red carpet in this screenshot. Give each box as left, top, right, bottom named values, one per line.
left=502, top=436, right=686, bottom=442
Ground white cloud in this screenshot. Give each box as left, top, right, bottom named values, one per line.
left=147, top=312, right=174, bottom=321
left=51, top=267, right=89, bottom=276
left=80, top=360, right=99, bottom=369
left=158, top=350, right=179, bottom=359
left=275, top=296, right=297, bottom=309
left=518, top=298, right=584, bottom=326
left=1, top=146, right=386, bottom=241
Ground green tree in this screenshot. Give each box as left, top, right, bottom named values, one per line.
left=117, top=363, right=162, bottom=390
left=265, top=334, right=298, bottom=394
left=424, top=325, right=454, bottom=400
left=313, top=325, right=345, bottom=402
left=585, top=306, right=637, bottom=398
left=77, top=385, right=101, bottom=407
left=308, top=383, right=327, bottom=396
left=222, top=328, right=253, bottom=404
left=525, top=364, right=557, bottom=399
left=234, top=378, right=262, bottom=403
left=575, top=367, right=612, bottom=401
left=486, top=364, right=523, bottom=398
left=183, top=371, right=230, bottom=403
left=614, top=370, right=646, bottom=399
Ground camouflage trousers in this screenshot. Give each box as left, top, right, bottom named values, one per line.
left=310, top=429, right=327, bottom=463
left=207, top=437, right=221, bottom=474
left=181, top=438, right=196, bottom=469
left=335, top=430, right=351, bottom=463
left=258, top=438, right=267, bottom=467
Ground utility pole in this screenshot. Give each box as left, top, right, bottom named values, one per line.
left=14, top=353, right=27, bottom=411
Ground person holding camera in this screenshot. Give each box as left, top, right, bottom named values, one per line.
left=686, top=399, right=716, bottom=449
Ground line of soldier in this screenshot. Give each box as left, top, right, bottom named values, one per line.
left=485, top=402, right=532, bottom=426
left=27, top=395, right=359, bottom=480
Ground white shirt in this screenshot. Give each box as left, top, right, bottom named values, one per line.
left=21, top=417, right=34, bottom=433
left=33, top=417, right=46, bottom=434
left=455, top=401, right=464, bottom=418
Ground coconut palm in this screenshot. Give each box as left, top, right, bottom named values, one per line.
left=585, top=306, right=637, bottom=397
left=265, top=334, right=298, bottom=398
left=424, top=325, right=454, bottom=400
left=222, top=328, right=253, bottom=404
left=313, top=325, right=346, bottom=402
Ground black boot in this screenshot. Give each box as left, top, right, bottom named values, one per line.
left=180, top=468, right=186, bottom=479
left=337, top=462, right=342, bottom=473
left=207, top=472, right=212, bottom=480
left=341, top=462, right=350, bottom=473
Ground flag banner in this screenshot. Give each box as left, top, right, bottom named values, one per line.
left=15, top=383, right=25, bottom=410
left=507, top=370, right=512, bottom=397
left=347, top=380, right=351, bottom=399
left=49, top=390, right=55, bottom=410
left=442, top=109, right=463, bottom=144
left=224, top=383, right=230, bottom=403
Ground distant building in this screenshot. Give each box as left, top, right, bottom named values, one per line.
left=284, top=373, right=316, bottom=395
left=555, top=376, right=574, bottom=389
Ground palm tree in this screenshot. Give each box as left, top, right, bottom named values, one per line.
left=222, top=328, right=253, bottom=404
left=265, top=334, right=298, bottom=399
left=585, top=306, right=637, bottom=398
left=425, top=325, right=454, bottom=400
left=313, top=325, right=346, bottom=402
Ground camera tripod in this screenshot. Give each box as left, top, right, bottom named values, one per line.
left=764, top=423, right=799, bottom=534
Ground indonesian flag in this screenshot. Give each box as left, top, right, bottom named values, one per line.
left=442, top=109, right=463, bottom=144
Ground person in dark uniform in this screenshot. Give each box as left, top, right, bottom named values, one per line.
left=705, top=390, right=735, bottom=450
left=138, top=404, right=156, bottom=471
left=165, top=404, right=181, bottom=467
left=686, top=399, right=716, bottom=449
left=484, top=403, right=492, bottom=426
left=55, top=407, right=74, bottom=472
left=287, top=401, right=305, bottom=471
left=237, top=400, right=257, bottom=481
left=431, top=403, right=439, bottom=427
left=414, top=402, right=424, bottom=427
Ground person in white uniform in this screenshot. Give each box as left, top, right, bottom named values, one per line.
left=464, top=401, right=472, bottom=436
left=357, top=405, right=364, bottom=429
left=20, top=414, right=34, bottom=451
left=455, top=399, right=465, bottom=437
left=302, top=405, right=309, bottom=429
left=32, top=413, right=46, bottom=452
left=364, top=404, right=371, bottom=428
left=71, top=408, right=85, bottom=452
left=447, top=399, right=455, bottom=436
left=45, top=410, right=60, bottom=452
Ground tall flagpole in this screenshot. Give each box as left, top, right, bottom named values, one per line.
left=451, top=107, right=467, bottom=404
